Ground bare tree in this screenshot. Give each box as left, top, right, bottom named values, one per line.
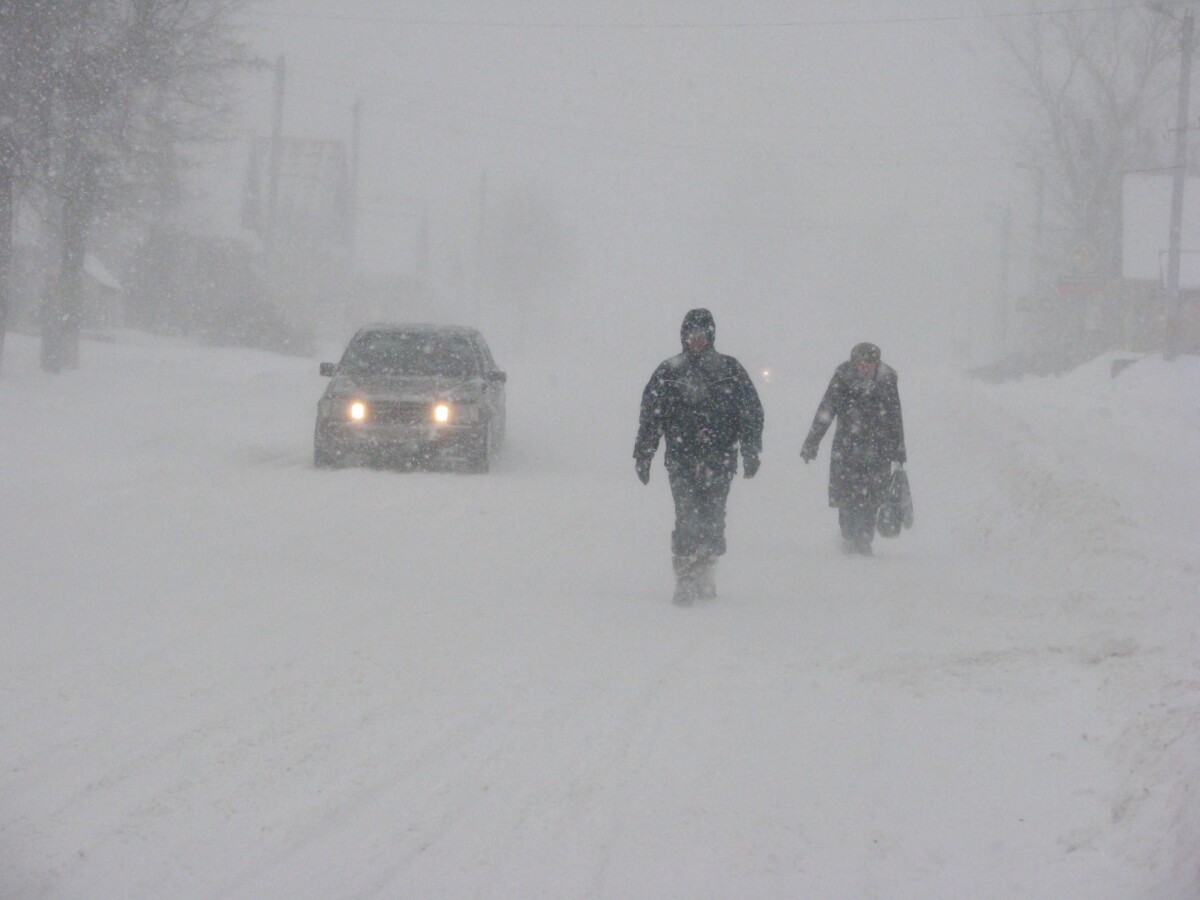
left=0, top=2, right=46, bottom=373
left=0, top=0, right=248, bottom=373
left=997, top=4, right=1178, bottom=277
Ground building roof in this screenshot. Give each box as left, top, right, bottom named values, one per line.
left=84, top=254, right=121, bottom=292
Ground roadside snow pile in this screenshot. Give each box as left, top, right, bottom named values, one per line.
left=979, top=353, right=1200, bottom=564
left=1007, top=351, right=1200, bottom=454
left=983, top=353, right=1200, bottom=897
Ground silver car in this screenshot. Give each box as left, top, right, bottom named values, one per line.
left=315, top=324, right=506, bottom=472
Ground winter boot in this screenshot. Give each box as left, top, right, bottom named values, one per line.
left=694, top=556, right=717, bottom=600
left=672, top=555, right=698, bottom=606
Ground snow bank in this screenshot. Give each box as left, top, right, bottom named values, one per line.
left=1, top=331, right=1197, bottom=898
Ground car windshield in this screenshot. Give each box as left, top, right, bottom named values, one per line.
left=342, top=332, right=479, bottom=377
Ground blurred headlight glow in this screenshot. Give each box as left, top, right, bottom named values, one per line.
left=349, top=401, right=366, bottom=421
left=433, top=403, right=451, bottom=423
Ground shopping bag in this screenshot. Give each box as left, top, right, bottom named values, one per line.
left=877, top=468, right=913, bottom=538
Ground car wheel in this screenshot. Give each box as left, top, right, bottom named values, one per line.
left=314, top=427, right=339, bottom=469
left=463, top=428, right=489, bottom=474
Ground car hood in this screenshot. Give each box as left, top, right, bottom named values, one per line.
left=326, top=372, right=483, bottom=400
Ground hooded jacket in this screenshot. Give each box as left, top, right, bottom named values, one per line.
left=634, top=309, right=764, bottom=475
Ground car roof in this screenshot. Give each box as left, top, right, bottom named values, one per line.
left=354, top=322, right=483, bottom=338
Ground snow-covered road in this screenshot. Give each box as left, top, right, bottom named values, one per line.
left=2, top=331, right=1197, bottom=898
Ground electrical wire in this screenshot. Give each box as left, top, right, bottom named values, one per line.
left=245, top=5, right=1140, bottom=30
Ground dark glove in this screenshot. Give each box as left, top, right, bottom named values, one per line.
left=635, top=457, right=651, bottom=485
left=742, top=453, right=759, bottom=479
left=800, top=444, right=817, bottom=464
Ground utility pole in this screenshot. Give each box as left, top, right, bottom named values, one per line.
left=0, top=130, right=13, bottom=373
left=998, top=205, right=1012, bottom=359
left=349, top=96, right=361, bottom=271
left=1016, top=162, right=1045, bottom=352
left=416, top=200, right=430, bottom=281
left=988, top=204, right=1008, bottom=362
left=1163, top=5, right=1194, bottom=359
left=1030, top=166, right=1045, bottom=281
left=475, top=169, right=487, bottom=319
left=265, top=54, right=285, bottom=261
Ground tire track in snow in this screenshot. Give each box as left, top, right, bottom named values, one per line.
left=215, top=627, right=709, bottom=899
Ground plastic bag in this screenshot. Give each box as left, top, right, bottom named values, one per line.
left=877, top=468, right=913, bottom=538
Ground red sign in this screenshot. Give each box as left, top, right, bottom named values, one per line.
left=1056, top=279, right=1106, bottom=296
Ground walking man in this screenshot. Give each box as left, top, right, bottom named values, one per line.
left=801, top=342, right=906, bottom=555
left=635, top=309, right=764, bottom=604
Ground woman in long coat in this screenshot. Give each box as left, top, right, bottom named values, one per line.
left=801, top=342, right=906, bottom=555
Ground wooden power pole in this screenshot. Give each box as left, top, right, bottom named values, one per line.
left=265, top=54, right=285, bottom=261
left=1164, top=8, right=1194, bottom=359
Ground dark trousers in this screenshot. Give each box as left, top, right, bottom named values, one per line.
left=839, top=505, right=877, bottom=546
left=835, top=461, right=888, bottom=550
left=668, top=462, right=734, bottom=560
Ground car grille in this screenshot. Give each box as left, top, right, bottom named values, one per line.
left=370, top=401, right=431, bottom=425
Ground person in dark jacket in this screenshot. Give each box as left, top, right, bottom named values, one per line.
left=635, top=309, right=764, bottom=604
left=801, top=342, right=906, bottom=555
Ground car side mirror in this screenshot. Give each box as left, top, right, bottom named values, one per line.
left=487, top=371, right=507, bottom=384
left=319, top=362, right=336, bottom=377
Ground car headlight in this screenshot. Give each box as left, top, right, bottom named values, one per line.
left=348, top=400, right=367, bottom=421
left=432, top=402, right=480, bottom=424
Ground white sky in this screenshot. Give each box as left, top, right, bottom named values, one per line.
left=235, top=1, right=1026, bottom=367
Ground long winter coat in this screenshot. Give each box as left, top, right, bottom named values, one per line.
left=803, top=361, right=906, bottom=508
left=635, top=346, right=764, bottom=477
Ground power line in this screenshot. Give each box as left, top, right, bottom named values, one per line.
left=280, top=64, right=1003, bottom=165
left=246, top=6, right=1140, bottom=29
left=288, top=57, right=990, bottom=137
left=356, top=192, right=998, bottom=237
left=289, top=58, right=994, bottom=140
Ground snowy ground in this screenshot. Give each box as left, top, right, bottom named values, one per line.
left=1, top=330, right=1198, bottom=899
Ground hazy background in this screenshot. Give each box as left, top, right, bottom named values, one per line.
left=5, top=7, right=1200, bottom=894
left=235, top=1, right=1020, bottom=374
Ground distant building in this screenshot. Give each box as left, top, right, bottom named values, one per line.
left=82, top=253, right=123, bottom=329
left=6, top=236, right=123, bottom=332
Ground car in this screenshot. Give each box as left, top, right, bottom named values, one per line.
left=314, top=323, right=506, bottom=472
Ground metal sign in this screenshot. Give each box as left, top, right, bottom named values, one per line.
left=1070, top=240, right=1099, bottom=273
left=1056, top=278, right=1106, bottom=296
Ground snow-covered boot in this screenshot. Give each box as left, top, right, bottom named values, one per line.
left=672, top=555, right=698, bottom=606
left=695, top=556, right=717, bottom=599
